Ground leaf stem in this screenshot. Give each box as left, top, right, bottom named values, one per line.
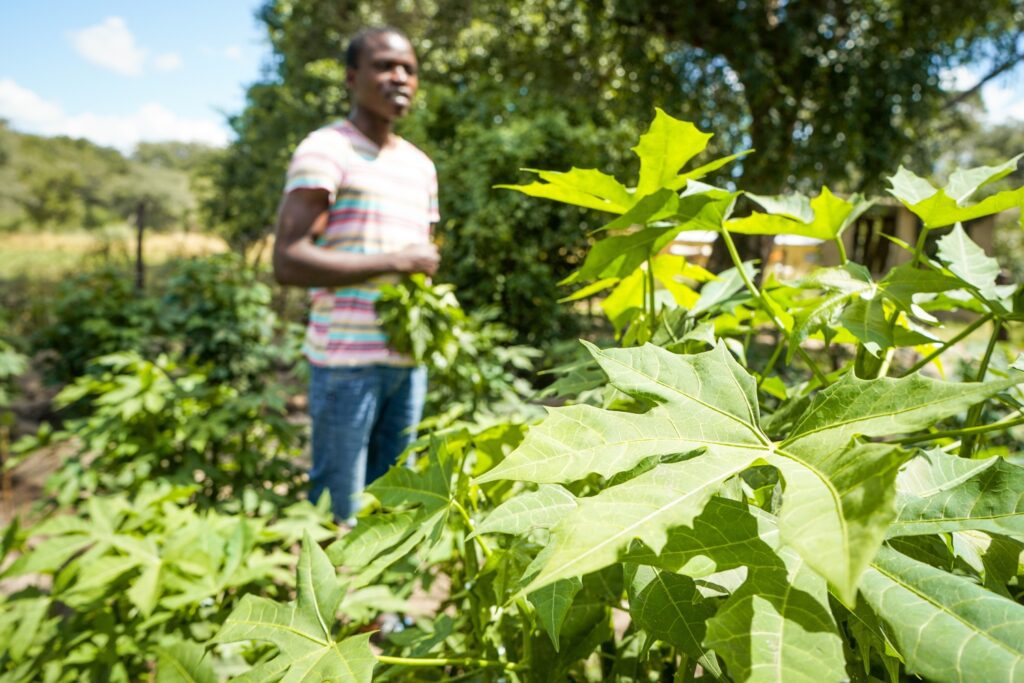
left=895, top=413, right=1024, bottom=445
left=376, top=655, right=526, bottom=671
left=960, top=318, right=1004, bottom=457
left=647, top=256, right=657, bottom=321
left=834, top=236, right=848, bottom=265
left=451, top=499, right=492, bottom=559
left=912, top=225, right=930, bottom=266
left=756, top=336, right=784, bottom=388
left=718, top=227, right=829, bottom=386
left=900, top=313, right=993, bottom=377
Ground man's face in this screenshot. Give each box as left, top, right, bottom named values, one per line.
left=347, top=33, right=419, bottom=121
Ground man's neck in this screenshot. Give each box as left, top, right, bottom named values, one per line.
left=348, top=109, right=395, bottom=148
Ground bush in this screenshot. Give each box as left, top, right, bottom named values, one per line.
left=0, top=482, right=335, bottom=682
left=31, top=265, right=159, bottom=382
left=31, top=352, right=306, bottom=510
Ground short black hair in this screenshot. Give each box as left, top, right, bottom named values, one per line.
left=345, top=26, right=410, bottom=69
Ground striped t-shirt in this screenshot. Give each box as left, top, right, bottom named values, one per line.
left=284, top=120, right=439, bottom=367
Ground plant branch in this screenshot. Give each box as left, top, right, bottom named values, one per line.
left=377, top=655, right=526, bottom=671
left=900, top=313, right=993, bottom=377
left=942, top=40, right=1024, bottom=111
left=834, top=236, right=848, bottom=265
left=960, top=319, right=1004, bottom=457
left=452, top=499, right=493, bottom=559
left=895, top=413, right=1024, bottom=446
left=718, top=227, right=829, bottom=385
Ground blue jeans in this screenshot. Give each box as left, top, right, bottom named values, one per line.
left=308, top=364, right=427, bottom=519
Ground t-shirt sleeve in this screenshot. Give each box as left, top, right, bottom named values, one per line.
left=284, top=130, right=346, bottom=202
left=427, top=164, right=440, bottom=224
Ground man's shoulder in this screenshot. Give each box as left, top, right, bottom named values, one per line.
left=297, top=122, right=356, bottom=151
left=396, top=138, right=436, bottom=172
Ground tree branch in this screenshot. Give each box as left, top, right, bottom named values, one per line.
left=942, top=38, right=1024, bottom=111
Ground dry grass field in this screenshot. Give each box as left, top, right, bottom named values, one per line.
left=0, top=227, right=229, bottom=279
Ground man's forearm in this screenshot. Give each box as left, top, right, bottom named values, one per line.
left=273, top=241, right=403, bottom=288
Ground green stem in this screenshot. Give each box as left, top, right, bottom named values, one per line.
left=834, top=236, right=848, bottom=265
left=912, top=226, right=930, bottom=266
left=647, top=256, right=656, bottom=319
left=377, top=655, right=525, bottom=671
left=718, top=227, right=829, bottom=386
left=973, top=321, right=1001, bottom=384
left=451, top=500, right=493, bottom=559
left=756, top=336, right=784, bottom=388
left=960, top=319, right=1003, bottom=458
left=896, top=413, right=1024, bottom=446
left=900, top=313, right=993, bottom=377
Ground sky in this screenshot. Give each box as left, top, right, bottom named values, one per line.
left=0, top=3, right=1022, bottom=155
left=0, top=1, right=267, bottom=152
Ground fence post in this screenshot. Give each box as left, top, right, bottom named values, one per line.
left=135, top=200, right=146, bottom=293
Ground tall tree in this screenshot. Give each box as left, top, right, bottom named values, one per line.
left=206, top=0, right=1024, bottom=340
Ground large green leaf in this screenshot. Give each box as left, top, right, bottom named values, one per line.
left=495, top=167, right=633, bottom=214
left=478, top=343, right=766, bottom=486
left=889, top=449, right=1024, bottom=537
left=155, top=640, right=217, bottom=683
left=212, top=533, right=374, bottom=683
left=887, top=165, right=1024, bottom=229
left=482, top=343, right=1019, bottom=601
left=766, top=440, right=912, bottom=606
left=705, top=549, right=846, bottom=683
left=781, top=372, right=1021, bottom=457
left=528, top=577, right=582, bottom=649
left=633, top=108, right=713, bottom=197
left=621, top=496, right=780, bottom=577
left=518, top=449, right=758, bottom=592
left=944, top=155, right=1022, bottom=204
left=625, top=564, right=722, bottom=676
left=726, top=187, right=871, bottom=240
left=935, top=223, right=1001, bottom=299
left=476, top=485, right=577, bottom=537
left=860, top=545, right=1024, bottom=682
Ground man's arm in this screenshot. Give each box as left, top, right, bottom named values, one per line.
left=272, top=188, right=439, bottom=288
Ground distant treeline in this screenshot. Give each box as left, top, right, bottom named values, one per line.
left=0, top=121, right=222, bottom=232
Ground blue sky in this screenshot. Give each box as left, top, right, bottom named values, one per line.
left=1, top=4, right=1022, bottom=154
left=0, top=1, right=266, bottom=151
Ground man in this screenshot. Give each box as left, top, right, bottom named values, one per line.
left=273, top=27, right=440, bottom=521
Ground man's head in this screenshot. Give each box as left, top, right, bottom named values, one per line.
left=345, top=27, right=418, bottom=122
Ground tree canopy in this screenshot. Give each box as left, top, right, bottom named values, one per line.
left=205, top=0, right=1024, bottom=342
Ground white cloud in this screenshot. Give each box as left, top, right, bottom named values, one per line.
left=154, top=52, right=183, bottom=72
left=940, top=65, right=977, bottom=92
left=0, top=79, right=228, bottom=152
left=69, top=16, right=147, bottom=76
left=982, top=79, right=1024, bottom=124
left=224, top=45, right=243, bottom=61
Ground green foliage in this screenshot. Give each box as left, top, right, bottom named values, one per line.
left=0, top=482, right=334, bottom=682
left=33, top=255, right=295, bottom=385
left=0, top=123, right=210, bottom=231
left=0, top=338, right=28, bottom=410
left=32, top=265, right=160, bottom=381
left=159, top=254, right=290, bottom=385
left=35, top=352, right=303, bottom=509
left=211, top=534, right=375, bottom=682
left=204, top=112, right=1024, bottom=681
left=377, top=274, right=540, bottom=419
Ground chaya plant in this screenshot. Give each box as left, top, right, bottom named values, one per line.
left=196, top=111, right=1024, bottom=681
left=18, top=351, right=305, bottom=510
left=378, top=274, right=540, bottom=420
left=0, top=481, right=335, bottom=682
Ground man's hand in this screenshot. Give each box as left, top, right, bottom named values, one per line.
left=395, top=243, right=440, bottom=276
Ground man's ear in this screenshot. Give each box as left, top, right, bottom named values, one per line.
left=345, top=67, right=356, bottom=89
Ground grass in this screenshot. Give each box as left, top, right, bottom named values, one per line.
left=0, top=226, right=228, bottom=280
